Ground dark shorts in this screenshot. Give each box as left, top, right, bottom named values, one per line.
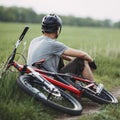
left=59, top=58, right=84, bottom=75
left=32, top=57, right=84, bottom=76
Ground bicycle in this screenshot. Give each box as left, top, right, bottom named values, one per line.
left=0, top=27, right=82, bottom=115
left=29, top=65, right=118, bottom=104
left=0, top=27, right=118, bottom=115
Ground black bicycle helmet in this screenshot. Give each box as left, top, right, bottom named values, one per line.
left=41, top=14, right=62, bottom=33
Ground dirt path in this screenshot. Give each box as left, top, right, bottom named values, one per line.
left=56, top=87, right=120, bottom=120
left=56, top=101, right=101, bottom=120
left=111, top=87, right=120, bottom=98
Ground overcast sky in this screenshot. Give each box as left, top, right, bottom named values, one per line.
left=0, top=0, right=120, bottom=22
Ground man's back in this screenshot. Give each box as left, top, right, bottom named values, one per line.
left=27, top=36, right=67, bottom=72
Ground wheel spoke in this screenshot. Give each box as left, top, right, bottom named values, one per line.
left=17, top=75, right=82, bottom=115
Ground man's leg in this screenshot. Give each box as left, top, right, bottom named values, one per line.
left=82, top=61, right=94, bottom=81
left=60, top=58, right=95, bottom=81
left=59, top=58, right=84, bottom=75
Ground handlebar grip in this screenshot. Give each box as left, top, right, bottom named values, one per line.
left=19, top=26, right=29, bottom=41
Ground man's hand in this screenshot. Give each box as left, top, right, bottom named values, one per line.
left=89, top=61, right=97, bottom=70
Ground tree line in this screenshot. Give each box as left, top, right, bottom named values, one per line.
left=0, top=6, right=120, bottom=28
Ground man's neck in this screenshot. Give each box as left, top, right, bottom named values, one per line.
left=43, top=33, right=57, bottom=39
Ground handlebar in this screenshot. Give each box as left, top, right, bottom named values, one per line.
left=15, top=26, right=29, bottom=48
left=0, top=26, right=29, bottom=78
left=19, top=26, right=29, bottom=42
left=12, top=26, right=29, bottom=63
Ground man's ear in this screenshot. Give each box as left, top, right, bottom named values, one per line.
left=57, top=27, right=61, bottom=35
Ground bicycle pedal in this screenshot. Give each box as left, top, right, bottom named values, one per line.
left=96, top=83, right=104, bottom=94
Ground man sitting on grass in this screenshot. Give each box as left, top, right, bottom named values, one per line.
left=27, top=14, right=97, bottom=82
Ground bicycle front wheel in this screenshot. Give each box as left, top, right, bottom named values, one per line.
left=17, top=75, right=82, bottom=115
left=82, top=83, right=118, bottom=104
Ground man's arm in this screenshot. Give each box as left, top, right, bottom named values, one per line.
left=63, top=47, right=93, bottom=62
left=61, top=54, right=72, bottom=61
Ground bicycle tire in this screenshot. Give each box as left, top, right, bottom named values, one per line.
left=17, top=75, right=82, bottom=115
left=82, top=84, right=118, bottom=104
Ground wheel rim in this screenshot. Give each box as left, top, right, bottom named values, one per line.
left=18, top=75, right=82, bottom=115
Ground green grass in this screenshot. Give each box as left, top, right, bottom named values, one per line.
left=78, top=100, right=120, bottom=120
left=0, top=73, right=58, bottom=120
left=0, top=22, right=120, bottom=120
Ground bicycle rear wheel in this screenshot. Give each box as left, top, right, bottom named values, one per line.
left=82, top=83, right=118, bottom=104
left=17, top=75, right=82, bottom=115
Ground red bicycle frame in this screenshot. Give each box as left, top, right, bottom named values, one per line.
left=12, top=61, right=95, bottom=98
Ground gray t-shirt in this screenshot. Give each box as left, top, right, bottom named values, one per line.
left=27, top=36, right=68, bottom=72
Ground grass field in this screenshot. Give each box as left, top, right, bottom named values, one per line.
left=0, top=22, right=120, bottom=120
